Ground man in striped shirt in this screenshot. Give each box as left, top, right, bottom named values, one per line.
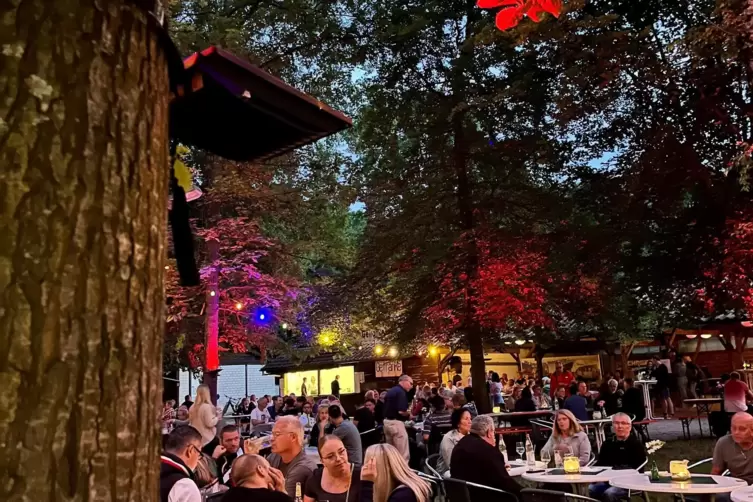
left=423, top=395, right=453, bottom=442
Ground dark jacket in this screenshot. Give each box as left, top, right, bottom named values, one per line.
left=160, top=453, right=197, bottom=502
left=450, top=434, right=522, bottom=497
left=621, top=387, right=645, bottom=421
left=564, top=395, right=589, bottom=421
left=595, top=433, right=647, bottom=470
left=361, top=481, right=418, bottom=502
left=222, top=486, right=293, bottom=502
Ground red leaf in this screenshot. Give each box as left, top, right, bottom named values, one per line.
left=526, top=4, right=544, bottom=22
left=477, top=0, right=519, bottom=7
left=495, top=6, right=524, bottom=30
left=537, top=0, right=562, bottom=17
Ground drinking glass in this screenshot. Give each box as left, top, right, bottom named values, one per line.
left=515, top=442, right=525, bottom=460
left=541, top=450, right=551, bottom=467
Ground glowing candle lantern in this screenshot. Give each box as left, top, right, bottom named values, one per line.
left=670, top=460, right=690, bottom=481
left=563, top=455, right=580, bottom=474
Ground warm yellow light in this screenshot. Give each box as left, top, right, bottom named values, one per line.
left=700, top=333, right=712, bottom=339
left=235, top=302, right=243, bottom=310
left=514, top=339, right=525, bottom=346
left=209, top=290, right=216, bottom=297
left=375, top=345, right=384, bottom=355
left=563, top=455, right=580, bottom=474
left=428, top=346, right=438, bottom=356
left=318, top=328, right=337, bottom=347
left=165, top=265, right=170, bottom=270
left=388, top=346, right=399, bottom=358
left=281, top=323, right=288, bottom=330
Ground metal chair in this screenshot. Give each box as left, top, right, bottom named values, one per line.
left=687, top=457, right=729, bottom=476
left=425, top=453, right=443, bottom=479
left=521, top=488, right=600, bottom=502
left=444, top=478, right=518, bottom=502
left=586, top=451, right=597, bottom=467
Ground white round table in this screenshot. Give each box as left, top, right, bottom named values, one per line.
left=523, top=467, right=639, bottom=485
left=610, top=473, right=747, bottom=498
left=508, top=460, right=546, bottom=478
left=731, top=485, right=753, bottom=502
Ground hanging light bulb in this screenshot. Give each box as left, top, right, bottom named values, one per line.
left=259, top=313, right=266, bottom=321
left=209, top=290, right=216, bottom=297
left=165, top=265, right=170, bottom=270
left=428, top=346, right=438, bottom=357
left=281, top=323, right=288, bottom=330
left=375, top=345, right=384, bottom=355
left=235, top=302, right=243, bottom=310
left=388, top=346, right=399, bottom=358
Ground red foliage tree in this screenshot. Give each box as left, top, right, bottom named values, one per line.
left=476, top=0, right=562, bottom=31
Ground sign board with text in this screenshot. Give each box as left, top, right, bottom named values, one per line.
left=375, top=360, right=403, bottom=378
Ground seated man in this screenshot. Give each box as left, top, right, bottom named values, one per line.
left=267, top=416, right=318, bottom=498
left=328, top=404, right=363, bottom=466
left=564, top=382, right=589, bottom=421
left=712, top=412, right=753, bottom=489
left=160, top=426, right=203, bottom=502
left=224, top=454, right=292, bottom=502
left=620, top=378, right=645, bottom=422
left=214, top=425, right=242, bottom=481
left=423, top=395, right=453, bottom=444
left=451, top=415, right=522, bottom=498
left=589, top=413, right=646, bottom=502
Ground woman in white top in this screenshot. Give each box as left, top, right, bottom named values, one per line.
left=438, top=408, right=472, bottom=476
left=188, top=384, right=220, bottom=448
left=541, top=409, right=591, bottom=465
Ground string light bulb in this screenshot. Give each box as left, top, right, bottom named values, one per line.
left=209, top=290, right=216, bottom=297
left=259, top=313, right=266, bottom=321
left=235, top=302, right=243, bottom=310
left=281, top=323, right=288, bottom=330
left=428, top=346, right=438, bottom=356
left=375, top=345, right=384, bottom=355
left=388, top=346, right=399, bottom=358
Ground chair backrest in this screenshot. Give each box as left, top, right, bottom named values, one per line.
left=688, top=458, right=712, bottom=470
left=425, top=453, right=442, bottom=478
left=445, top=478, right=518, bottom=502
left=521, top=488, right=600, bottom=502
left=428, top=425, right=453, bottom=455
left=443, top=478, right=472, bottom=502
left=586, top=451, right=597, bottom=467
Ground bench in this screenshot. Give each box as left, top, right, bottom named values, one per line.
left=632, top=420, right=656, bottom=440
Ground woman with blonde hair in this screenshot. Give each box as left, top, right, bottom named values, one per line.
left=360, top=444, right=432, bottom=502
left=189, top=384, right=220, bottom=450
left=541, top=409, right=591, bottom=465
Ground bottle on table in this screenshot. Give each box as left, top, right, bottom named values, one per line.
left=554, top=449, right=563, bottom=468
left=295, top=482, right=303, bottom=502
left=525, top=433, right=535, bottom=469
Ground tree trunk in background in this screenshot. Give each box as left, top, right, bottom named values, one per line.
left=0, top=2, right=169, bottom=501
left=204, top=238, right=220, bottom=404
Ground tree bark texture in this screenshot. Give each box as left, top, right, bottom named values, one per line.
left=0, top=1, right=170, bottom=501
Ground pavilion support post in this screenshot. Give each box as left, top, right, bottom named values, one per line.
left=204, top=238, right=220, bottom=404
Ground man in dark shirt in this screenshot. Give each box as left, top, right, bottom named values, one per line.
left=181, top=394, right=193, bottom=410
left=451, top=415, right=521, bottom=498
left=353, top=399, right=379, bottom=451
left=383, top=374, right=414, bottom=462
left=620, top=378, right=645, bottom=422
left=589, top=413, right=646, bottom=502
left=214, top=425, right=242, bottom=481
left=564, top=382, right=589, bottom=421
left=331, top=375, right=341, bottom=398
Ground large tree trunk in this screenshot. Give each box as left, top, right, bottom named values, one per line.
left=0, top=2, right=169, bottom=501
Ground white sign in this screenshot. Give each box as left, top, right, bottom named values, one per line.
left=375, top=360, right=403, bottom=378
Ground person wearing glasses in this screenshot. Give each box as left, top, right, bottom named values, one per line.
left=383, top=375, right=414, bottom=462
left=160, top=426, right=204, bottom=502
left=304, top=435, right=362, bottom=502
left=265, top=416, right=318, bottom=497
left=588, top=413, right=646, bottom=502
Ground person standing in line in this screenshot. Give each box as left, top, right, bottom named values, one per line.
left=650, top=356, right=674, bottom=418
left=301, top=377, right=308, bottom=398
left=673, top=353, right=688, bottom=407
left=332, top=375, right=341, bottom=399
left=382, top=375, right=414, bottom=462
left=685, top=355, right=702, bottom=400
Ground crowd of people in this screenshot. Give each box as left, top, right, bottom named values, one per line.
left=159, top=359, right=753, bottom=502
